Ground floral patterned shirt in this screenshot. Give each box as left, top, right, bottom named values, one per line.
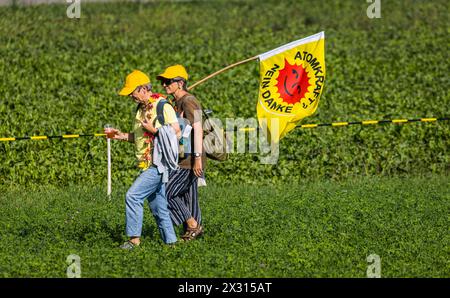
left=133, top=94, right=178, bottom=169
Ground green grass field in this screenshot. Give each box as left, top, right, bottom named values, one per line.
left=0, top=0, right=448, bottom=278
left=1, top=0, right=448, bottom=186
left=0, top=176, right=448, bottom=277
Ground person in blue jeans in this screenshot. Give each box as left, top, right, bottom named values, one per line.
left=105, top=70, right=181, bottom=249
left=124, top=167, right=174, bottom=245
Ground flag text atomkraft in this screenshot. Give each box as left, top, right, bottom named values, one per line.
left=257, top=31, right=325, bottom=142
left=295, top=50, right=325, bottom=108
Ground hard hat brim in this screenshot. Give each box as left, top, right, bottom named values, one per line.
left=157, top=65, right=188, bottom=81
left=156, top=73, right=174, bottom=80
left=118, top=86, right=135, bottom=96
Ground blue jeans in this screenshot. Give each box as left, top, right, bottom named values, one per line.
left=125, top=166, right=177, bottom=244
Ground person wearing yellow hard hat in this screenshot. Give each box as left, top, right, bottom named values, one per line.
left=157, top=64, right=205, bottom=241
left=105, top=69, right=181, bottom=249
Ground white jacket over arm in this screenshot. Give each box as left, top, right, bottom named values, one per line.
left=153, top=125, right=179, bottom=183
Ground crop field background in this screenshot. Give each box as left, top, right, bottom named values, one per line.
left=0, top=0, right=448, bottom=278
left=0, top=177, right=448, bottom=277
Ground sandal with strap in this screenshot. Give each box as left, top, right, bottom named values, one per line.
left=181, top=224, right=204, bottom=241
left=119, top=240, right=139, bottom=250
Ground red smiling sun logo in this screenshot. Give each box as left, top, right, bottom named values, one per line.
left=275, top=59, right=311, bottom=105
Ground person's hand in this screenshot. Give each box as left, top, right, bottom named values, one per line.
left=193, top=157, right=203, bottom=177
left=104, top=127, right=120, bottom=139
left=140, top=119, right=157, bottom=134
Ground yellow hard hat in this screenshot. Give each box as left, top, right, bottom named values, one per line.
left=118, top=70, right=151, bottom=96
left=157, top=65, right=189, bottom=81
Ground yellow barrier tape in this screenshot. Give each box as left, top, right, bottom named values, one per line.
left=30, top=136, right=48, bottom=140
left=0, top=137, right=15, bottom=142
left=362, top=120, right=379, bottom=125
left=0, top=118, right=448, bottom=142
left=239, top=127, right=257, bottom=132
left=62, top=135, right=80, bottom=138
left=331, top=122, right=349, bottom=126
left=301, top=124, right=318, bottom=128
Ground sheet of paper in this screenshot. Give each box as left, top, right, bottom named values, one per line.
left=182, top=124, right=192, bottom=138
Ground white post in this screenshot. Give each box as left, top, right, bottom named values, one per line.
left=104, top=124, right=113, bottom=197
left=107, top=137, right=111, bottom=196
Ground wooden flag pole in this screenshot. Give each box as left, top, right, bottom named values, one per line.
left=188, top=55, right=259, bottom=91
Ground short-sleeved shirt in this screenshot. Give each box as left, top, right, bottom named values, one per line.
left=133, top=96, right=178, bottom=169
left=175, top=93, right=206, bottom=170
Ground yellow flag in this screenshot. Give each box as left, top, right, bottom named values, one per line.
left=257, top=32, right=326, bottom=142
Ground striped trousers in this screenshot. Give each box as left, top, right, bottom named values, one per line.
left=166, top=168, right=202, bottom=226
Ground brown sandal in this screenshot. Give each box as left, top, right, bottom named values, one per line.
left=181, top=224, right=204, bottom=241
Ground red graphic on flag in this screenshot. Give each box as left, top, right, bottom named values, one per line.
left=275, top=59, right=311, bottom=105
